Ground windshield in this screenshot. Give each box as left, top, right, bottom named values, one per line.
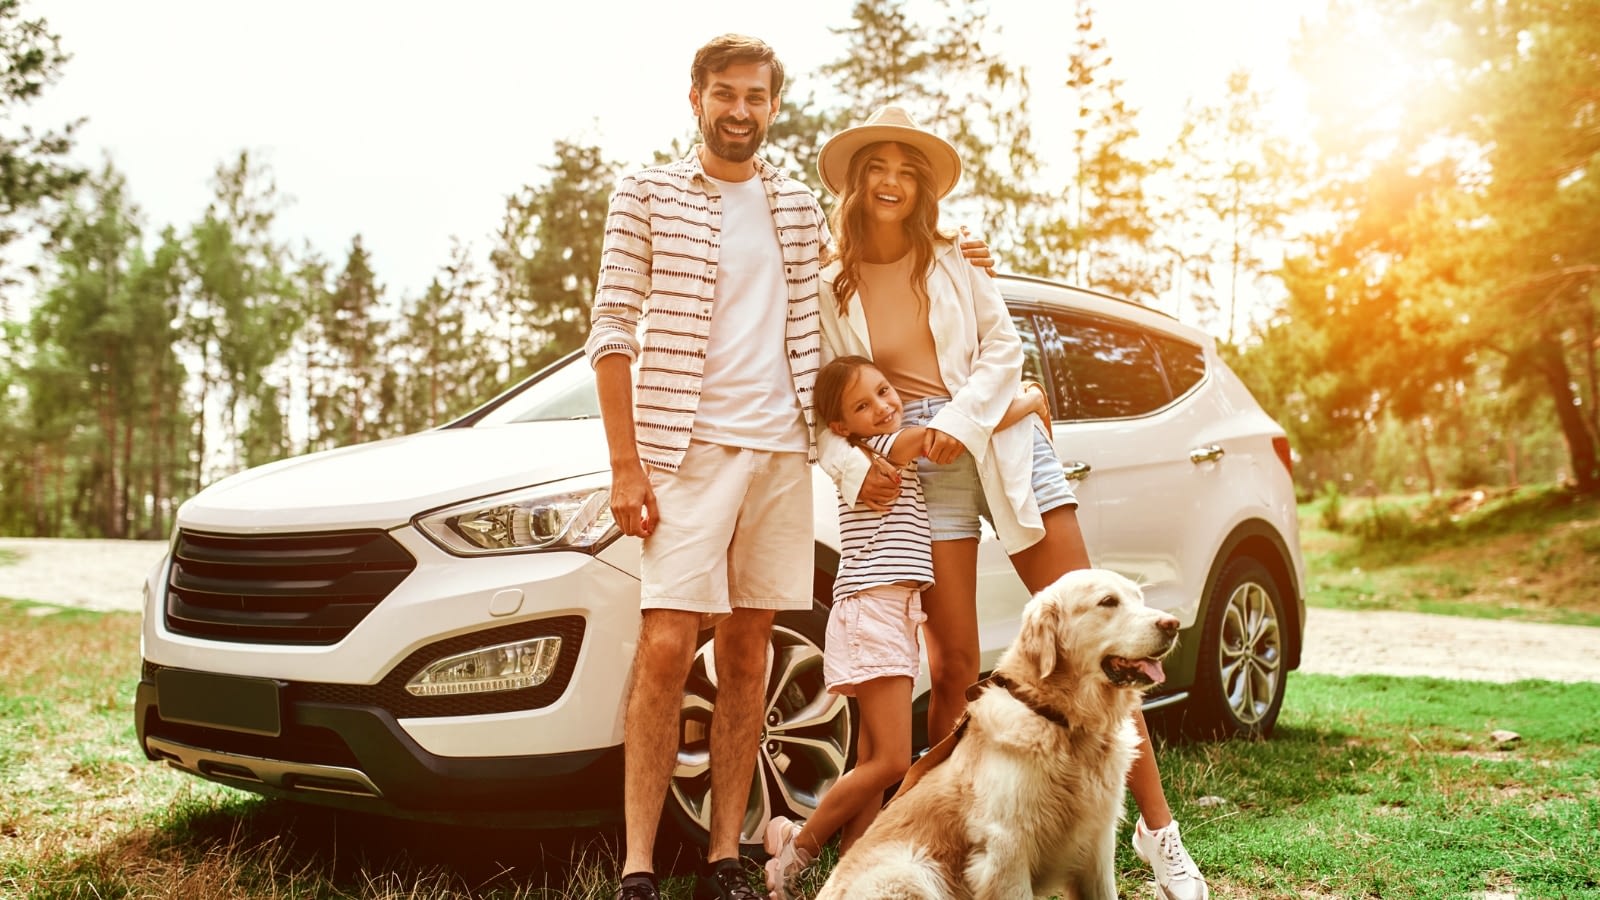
left=470, top=354, right=601, bottom=427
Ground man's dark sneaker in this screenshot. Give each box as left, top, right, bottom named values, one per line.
left=614, top=871, right=661, bottom=900
left=693, top=857, right=763, bottom=900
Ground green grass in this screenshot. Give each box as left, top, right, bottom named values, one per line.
left=2, top=599, right=1597, bottom=898
left=1301, top=484, right=1600, bottom=627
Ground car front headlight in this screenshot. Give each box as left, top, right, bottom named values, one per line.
left=415, top=473, right=619, bottom=556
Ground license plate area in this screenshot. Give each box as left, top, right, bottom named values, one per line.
left=156, top=669, right=284, bottom=736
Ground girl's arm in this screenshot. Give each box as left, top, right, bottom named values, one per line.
left=883, top=425, right=928, bottom=467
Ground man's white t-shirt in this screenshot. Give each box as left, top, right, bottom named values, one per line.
left=693, top=174, right=809, bottom=452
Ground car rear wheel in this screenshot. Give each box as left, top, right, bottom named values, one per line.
left=663, top=601, right=853, bottom=848
left=1190, top=557, right=1288, bottom=739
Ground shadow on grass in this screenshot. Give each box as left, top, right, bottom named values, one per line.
left=35, top=794, right=712, bottom=899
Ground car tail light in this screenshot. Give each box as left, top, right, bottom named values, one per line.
left=1272, top=436, right=1293, bottom=478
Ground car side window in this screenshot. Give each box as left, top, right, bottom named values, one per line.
left=1009, top=313, right=1054, bottom=415
left=1150, top=334, right=1207, bottom=398
left=1047, top=314, right=1171, bottom=420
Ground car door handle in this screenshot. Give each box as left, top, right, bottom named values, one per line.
left=1190, top=444, right=1225, bottom=464
left=1060, top=460, right=1092, bottom=481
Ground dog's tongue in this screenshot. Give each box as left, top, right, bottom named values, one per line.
left=1137, top=658, right=1166, bottom=684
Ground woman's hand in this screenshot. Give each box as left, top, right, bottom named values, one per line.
left=922, top=428, right=965, bottom=465
left=858, top=453, right=903, bottom=512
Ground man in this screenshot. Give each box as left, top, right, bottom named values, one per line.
left=587, top=34, right=993, bottom=900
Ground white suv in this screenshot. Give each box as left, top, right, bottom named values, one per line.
left=136, top=273, right=1305, bottom=844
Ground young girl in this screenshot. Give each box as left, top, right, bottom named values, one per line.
left=763, top=354, right=1048, bottom=900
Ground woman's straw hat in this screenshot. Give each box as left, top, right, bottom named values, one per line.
left=816, top=105, right=962, bottom=199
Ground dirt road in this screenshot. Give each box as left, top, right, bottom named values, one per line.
left=2, top=537, right=1596, bottom=683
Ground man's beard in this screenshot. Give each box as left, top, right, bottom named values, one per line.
left=699, top=113, right=766, bottom=164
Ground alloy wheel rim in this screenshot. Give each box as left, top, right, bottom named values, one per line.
left=670, top=623, right=852, bottom=844
left=1218, top=579, right=1283, bottom=726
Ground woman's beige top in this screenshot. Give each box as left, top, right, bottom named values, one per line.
left=858, top=253, right=949, bottom=401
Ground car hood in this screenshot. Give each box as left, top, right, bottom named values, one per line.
left=178, top=421, right=609, bottom=533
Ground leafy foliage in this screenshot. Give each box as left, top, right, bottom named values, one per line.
left=1235, top=0, right=1600, bottom=494
left=0, top=0, right=82, bottom=302
left=3, top=0, right=1597, bottom=537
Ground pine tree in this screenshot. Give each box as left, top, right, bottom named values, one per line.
left=1017, top=0, right=1160, bottom=300
left=489, top=139, right=619, bottom=378
left=1172, top=69, right=1300, bottom=343
left=182, top=152, right=301, bottom=477
left=389, top=242, right=477, bottom=432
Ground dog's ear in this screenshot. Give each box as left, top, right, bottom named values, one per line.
left=1018, top=596, right=1062, bottom=679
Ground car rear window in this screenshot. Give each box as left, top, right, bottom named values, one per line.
left=1150, top=333, right=1207, bottom=399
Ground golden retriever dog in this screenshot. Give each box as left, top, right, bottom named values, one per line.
left=815, top=568, right=1178, bottom=900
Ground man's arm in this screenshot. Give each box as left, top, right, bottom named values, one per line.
left=595, top=354, right=656, bottom=537
left=584, top=174, right=652, bottom=368
left=587, top=173, right=657, bottom=538
left=959, top=225, right=996, bottom=276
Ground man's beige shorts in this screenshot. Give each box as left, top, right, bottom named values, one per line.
left=641, top=440, right=814, bottom=616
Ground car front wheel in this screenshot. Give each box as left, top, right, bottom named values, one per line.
left=1190, top=557, right=1288, bottom=739
left=663, top=602, right=853, bottom=848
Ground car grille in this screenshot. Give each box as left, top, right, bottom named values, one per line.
left=165, top=529, right=417, bottom=645
left=142, top=615, right=587, bottom=718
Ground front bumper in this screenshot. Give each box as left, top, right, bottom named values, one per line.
left=135, top=674, right=624, bottom=826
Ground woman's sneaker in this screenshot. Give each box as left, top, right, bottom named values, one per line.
left=762, top=816, right=814, bottom=900
left=1131, top=817, right=1210, bottom=900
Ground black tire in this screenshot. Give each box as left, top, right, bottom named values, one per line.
left=660, top=601, right=855, bottom=850
left=1188, top=557, right=1289, bottom=740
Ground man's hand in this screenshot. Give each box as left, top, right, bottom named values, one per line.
left=858, top=453, right=902, bottom=513
left=959, top=226, right=997, bottom=277
left=610, top=460, right=657, bottom=537
left=922, top=428, right=964, bottom=465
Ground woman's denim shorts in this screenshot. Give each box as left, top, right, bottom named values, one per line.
left=902, top=396, right=1077, bottom=543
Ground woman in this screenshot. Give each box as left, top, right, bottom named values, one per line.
left=813, top=105, right=1211, bottom=900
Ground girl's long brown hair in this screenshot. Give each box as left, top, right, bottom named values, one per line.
left=828, top=140, right=950, bottom=317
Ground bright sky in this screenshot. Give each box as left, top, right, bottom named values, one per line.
left=28, top=0, right=1325, bottom=310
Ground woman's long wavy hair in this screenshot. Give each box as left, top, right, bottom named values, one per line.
left=827, top=140, right=951, bottom=317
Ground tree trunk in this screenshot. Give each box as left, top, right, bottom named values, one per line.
left=1416, top=420, right=1437, bottom=496
left=122, top=416, right=135, bottom=538
left=149, top=381, right=164, bottom=539
left=1535, top=336, right=1600, bottom=493
left=98, top=370, right=120, bottom=538
left=31, top=446, right=46, bottom=535
left=1582, top=304, right=1599, bottom=452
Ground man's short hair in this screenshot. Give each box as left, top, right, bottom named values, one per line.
left=691, top=34, right=785, bottom=97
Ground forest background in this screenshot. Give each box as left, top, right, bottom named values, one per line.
left=0, top=0, right=1596, bottom=540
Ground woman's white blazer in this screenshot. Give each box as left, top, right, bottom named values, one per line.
left=817, top=238, right=1045, bottom=553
